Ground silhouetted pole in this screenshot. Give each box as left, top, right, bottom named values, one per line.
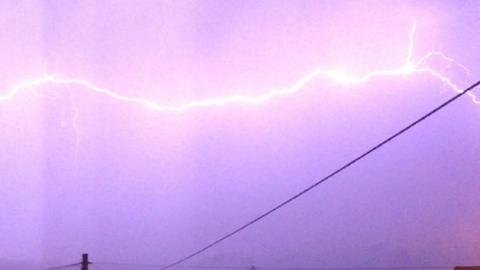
left=81, top=253, right=89, bottom=270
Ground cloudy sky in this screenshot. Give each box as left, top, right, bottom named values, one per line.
left=0, top=1, right=479, bottom=269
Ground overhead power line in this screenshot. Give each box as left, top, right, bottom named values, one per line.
left=41, top=262, right=81, bottom=270
left=94, top=261, right=453, bottom=270
left=159, top=80, right=480, bottom=270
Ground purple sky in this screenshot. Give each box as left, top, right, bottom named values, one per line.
left=0, top=1, right=479, bottom=269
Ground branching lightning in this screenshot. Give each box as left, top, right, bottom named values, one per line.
left=0, top=20, right=478, bottom=114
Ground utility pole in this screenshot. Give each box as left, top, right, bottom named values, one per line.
left=81, top=253, right=89, bottom=270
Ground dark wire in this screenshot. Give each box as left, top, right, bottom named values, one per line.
left=41, top=262, right=81, bottom=270
left=94, top=261, right=454, bottom=269
left=159, top=80, right=480, bottom=270
left=94, top=262, right=251, bottom=268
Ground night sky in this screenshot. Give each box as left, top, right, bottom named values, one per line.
left=0, top=1, right=479, bottom=269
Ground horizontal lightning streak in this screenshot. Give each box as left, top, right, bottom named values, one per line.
left=0, top=20, right=478, bottom=112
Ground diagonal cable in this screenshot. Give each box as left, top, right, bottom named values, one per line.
left=161, top=80, right=480, bottom=270
left=41, top=262, right=81, bottom=270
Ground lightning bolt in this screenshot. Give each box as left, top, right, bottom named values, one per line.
left=0, top=20, right=478, bottom=114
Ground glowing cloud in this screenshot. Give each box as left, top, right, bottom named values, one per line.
left=0, top=20, right=478, bottom=113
